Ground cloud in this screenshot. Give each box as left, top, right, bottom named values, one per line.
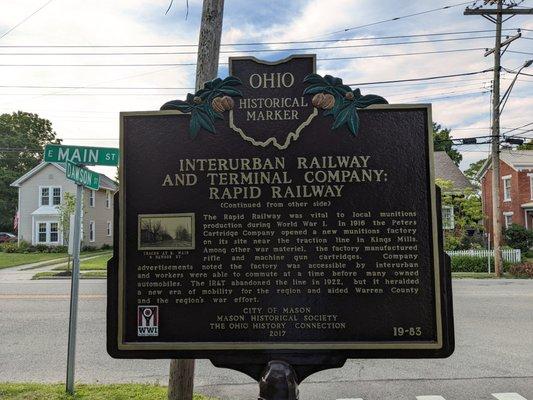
left=0, top=0, right=531, bottom=178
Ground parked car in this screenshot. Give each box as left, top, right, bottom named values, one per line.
left=0, top=232, right=17, bottom=243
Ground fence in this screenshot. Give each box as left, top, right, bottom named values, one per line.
left=446, top=249, right=522, bottom=263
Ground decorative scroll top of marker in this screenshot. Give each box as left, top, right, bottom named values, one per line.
left=44, top=144, right=119, bottom=166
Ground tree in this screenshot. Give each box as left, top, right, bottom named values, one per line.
left=57, top=192, right=76, bottom=246
left=464, top=158, right=488, bottom=188
left=504, top=224, right=533, bottom=253
left=0, top=111, right=60, bottom=232
left=517, top=140, right=533, bottom=150
left=433, top=122, right=462, bottom=166
left=436, top=178, right=484, bottom=250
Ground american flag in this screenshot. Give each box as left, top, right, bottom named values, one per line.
left=13, top=211, right=19, bottom=232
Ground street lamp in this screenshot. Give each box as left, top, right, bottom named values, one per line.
left=499, top=59, right=533, bottom=114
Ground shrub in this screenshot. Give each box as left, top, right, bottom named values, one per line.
left=101, top=244, right=112, bottom=250
left=504, top=224, right=533, bottom=253
left=82, top=245, right=98, bottom=252
left=50, top=245, right=68, bottom=253
left=445, top=235, right=462, bottom=251
left=445, top=232, right=485, bottom=251
left=34, top=244, right=51, bottom=253
left=0, top=242, right=19, bottom=253
left=17, top=241, right=30, bottom=252
left=0, top=242, right=68, bottom=254
left=508, top=263, right=533, bottom=278
left=450, top=255, right=511, bottom=273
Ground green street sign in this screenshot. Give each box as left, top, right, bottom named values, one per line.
left=44, top=144, right=119, bottom=166
left=65, top=161, right=100, bottom=190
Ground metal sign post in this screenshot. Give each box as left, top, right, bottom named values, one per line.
left=66, top=182, right=83, bottom=394
left=64, top=161, right=99, bottom=393
left=42, top=143, right=119, bottom=395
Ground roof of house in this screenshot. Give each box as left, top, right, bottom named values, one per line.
left=10, top=162, right=118, bottom=191
left=434, top=151, right=473, bottom=192
left=477, top=149, right=533, bottom=179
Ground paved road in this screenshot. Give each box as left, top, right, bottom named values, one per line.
left=0, top=278, right=531, bottom=400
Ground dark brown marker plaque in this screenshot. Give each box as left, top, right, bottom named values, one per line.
left=108, top=56, right=453, bottom=377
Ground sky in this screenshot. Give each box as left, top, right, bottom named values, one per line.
left=0, top=0, right=532, bottom=178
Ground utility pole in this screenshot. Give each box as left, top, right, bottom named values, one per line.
left=464, top=0, right=532, bottom=277
left=167, top=1, right=224, bottom=399
left=195, top=0, right=224, bottom=91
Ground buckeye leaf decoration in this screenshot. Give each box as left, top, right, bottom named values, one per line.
left=161, top=76, right=243, bottom=138
left=332, top=99, right=360, bottom=135
left=303, top=73, right=387, bottom=135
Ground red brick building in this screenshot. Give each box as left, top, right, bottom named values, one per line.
left=478, top=150, right=533, bottom=238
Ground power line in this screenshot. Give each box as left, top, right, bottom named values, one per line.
left=346, top=68, right=493, bottom=86
left=0, top=28, right=520, bottom=48
left=0, top=47, right=490, bottom=67
left=0, top=76, right=493, bottom=92
left=0, top=0, right=54, bottom=41
left=308, top=1, right=474, bottom=38
left=0, top=70, right=496, bottom=100
left=394, top=87, right=489, bottom=101
left=435, top=134, right=497, bottom=143
left=0, top=64, right=504, bottom=93
left=408, top=90, right=489, bottom=102
left=507, top=50, right=533, bottom=55
left=0, top=36, right=497, bottom=56
left=0, top=85, right=193, bottom=90
left=505, top=128, right=533, bottom=138
left=502, top=121, right=533, bottom=135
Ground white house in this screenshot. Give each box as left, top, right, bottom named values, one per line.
left=11, top=162, right=117, bottom=247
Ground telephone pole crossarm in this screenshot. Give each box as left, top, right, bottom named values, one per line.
left=464, top=8, right=533, bottom=14
left=484, top=31, right=521, bottom=56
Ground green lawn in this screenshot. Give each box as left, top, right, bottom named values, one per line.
left=0, top=253, right=68, bottom=270
left=82, top=270, right=107, bottom=278
left=79, top=254, right=111, bottom=270
left=0, top=251, right=112, bottom=271
left=54, top=254, right=111, bottom=271
left=0, top=383, right=214, bottom=400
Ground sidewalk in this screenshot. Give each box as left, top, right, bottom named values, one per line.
left=0, top=253, right=111, bottom=282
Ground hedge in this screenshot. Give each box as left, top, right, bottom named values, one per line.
left=450, top=255, right=511, bottom=273
left=508, top=263, right=533, bottom=278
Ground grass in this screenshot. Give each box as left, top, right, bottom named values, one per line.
left=81, top=270, right=107, bottom=279
left=54, top=254, right=111, bottom=271
left=0, top=383, right=215, bottom=400
left=0, top=253, right=68, bottom=270
left=0, top=251, right=112, bottom=270
left=32, top=270, right=107, bottom=280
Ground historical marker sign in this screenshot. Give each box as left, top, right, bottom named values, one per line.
left=44, top=144, right=119, bottom=166
left=229, top=54, right=317, bottom=148
left=108, top=54, right=453, bottom=367
left=65, top=161, right=100, bottom=190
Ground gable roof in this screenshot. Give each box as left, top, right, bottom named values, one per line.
left=433, top=151, right=473, bottom=192
left=477, top=149, right=533, bottom=179
left=10, top=162, right=118, bottom=191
